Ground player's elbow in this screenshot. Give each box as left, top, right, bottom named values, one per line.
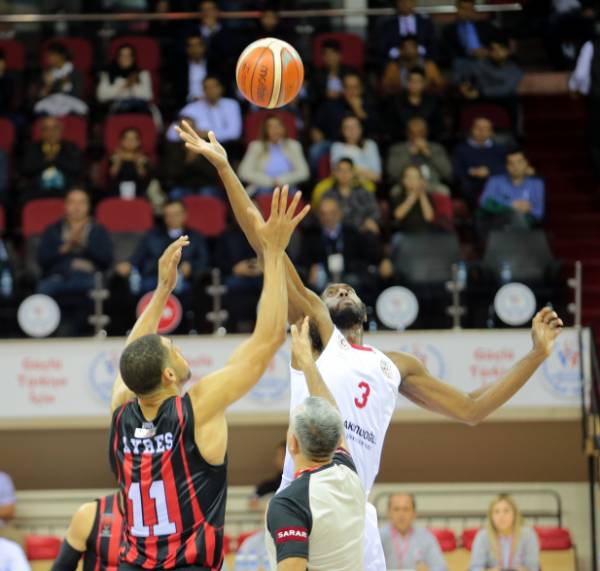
left=460, top=400, right=483, bottom=426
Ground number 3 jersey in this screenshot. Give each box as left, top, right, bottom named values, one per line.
left=109, top=394, right=227, bottom=571
left=280, top=327, right=401, bottom=495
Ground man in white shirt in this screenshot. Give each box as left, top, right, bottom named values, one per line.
left=0, top=538, right=30, bottom=571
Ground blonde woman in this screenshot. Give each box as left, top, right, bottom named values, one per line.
left=470, top=494, right=540, bottom=571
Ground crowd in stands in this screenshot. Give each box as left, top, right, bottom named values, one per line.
left=0, top=0, right=597, bottom=335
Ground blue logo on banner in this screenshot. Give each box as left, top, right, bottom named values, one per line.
left=248, top=349, right=290, bottom=403
left=542, top=339, right=583, bottom=399
left=89, top=351, right=120, bottom=404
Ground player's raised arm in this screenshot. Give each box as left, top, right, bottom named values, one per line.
left=175, top=121, right=334, bottom=344
left=50, top=502, right=96, bottom=571
left=110, top=236, right=189, bottom=412
left=388, top=308, right=564, bottom=425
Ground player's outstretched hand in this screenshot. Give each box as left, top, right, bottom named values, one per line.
left=248, top=185, right=310, bottom=253
left=291, top=317, right=314, bottom=371
left=175, top=121, right=228, bottom=170
left=158, top=235, right=190, bottom=293
left=531, top=307, right=564, bottom=358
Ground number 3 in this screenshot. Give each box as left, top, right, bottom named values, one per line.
left=354, top=381, right=371, bottom=409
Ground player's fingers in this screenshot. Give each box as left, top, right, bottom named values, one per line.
left=291, top=204, right=311, bottom=226
left=181, top=120, right=197, bottom=137
left=300, top=316, right=310, bottom=336
left=286, top=191, right=302, bottom=220
left=271, top=187, right=281, bottom=218
left=543, top=310, right=559, bottom=325
left=290, top=324, right=298, bottom=339
left=279, top=185, right=289, bottom=218
left=207, top=130, right=218, bottom=145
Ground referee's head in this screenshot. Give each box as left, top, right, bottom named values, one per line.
left=289, top=397, right=344, bottom=462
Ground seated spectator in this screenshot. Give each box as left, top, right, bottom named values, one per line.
left=235, top=528, right=270, bottom=569
left=34, top=42, right=87, bottom=117
left=380, top=492, right=448, bottom=571
left=470, top=494, right=540, bottom=571
left=167, top=76, right=242, bottom=155
left=0, top=472, right=24, bottom=548
left=390, top=165, right=437, bottom=235
left=252, top=440, right=286, bottom=504
left=170, top=34, right=213, bottom=107
left=377, top=0, right=437, bottom=60
left=97, top=43, right=154, bottom=116
left=20, top=117, right=83, bottom=201
left=330, top=115, right=382, bottom=183
left=478, top=149, right=544, bottom=231
left=116, top=199, right=208, bottom=295
left=0, top=538, right=30, bottom=571
left=453, top=117, right=508, bottom=207
left=381, top=35, right=445, bottom=96
left=37, top=188, right=113, bottom=335
left=0, top=149, right=7, bottom=204
left=387, top=117, right=452, bottom=187
left=309, top=40, right=352, bottom=107
left=315, top=158, right=381, bottom=234
left=108, top=127, right=152, bottom=199
left=298, top=196, right=380, bottom=297
left=385, top=67, right=444, bottom=142
left=0, top=50, right=16, bottom=112
left=238, top=115, right=309, bottom=196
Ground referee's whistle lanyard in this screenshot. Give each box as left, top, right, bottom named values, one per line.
left=391, top=527, right=415, bottom=566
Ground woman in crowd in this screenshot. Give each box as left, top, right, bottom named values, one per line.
left=108, top=127, right=152, bottom=199
left=390, top=165, right=437, bottom=235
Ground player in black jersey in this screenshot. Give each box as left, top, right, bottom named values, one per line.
left=51, top=493, right=124, bottom=571
left=109, top=188, right=309, bottom=571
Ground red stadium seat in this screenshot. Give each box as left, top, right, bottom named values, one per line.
left=41, top=37, right=93, bottom=72
left=183, top=196, right=227, bottom=238
left=104, top=114, right=157, bottom=156
left=534, top=526, right=573, bottom=550
left=459, top=103, right=513, bottom=134
left=237, top=530, right=259, bottom=550
left=0, top=39, right=26, bottom=70
left=96, top=198, right=154, bottom=232
left=429, top=528, right=457, bottom=552
left=461, top=527, right=480, bottom=551
left=22, top=198, right=65, bottom=237
left=255, top=193, right=307, bottom=221
left=0, top=205, right=5, bottom=233
left=25, top=535, right=62, bottom=560
left=244, top=110, right=297, bottom=144
left=313, top=32, right=365, bottom=70
left=32, top=115, right=88, bottom=152
left=318, top=153, right=332, bottom=179
left=430, top=192, right=455, bottom=231
left=0, top=118, right=15, bottom=153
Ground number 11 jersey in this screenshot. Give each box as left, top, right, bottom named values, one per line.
left=109, top=394, right=227, bottom=570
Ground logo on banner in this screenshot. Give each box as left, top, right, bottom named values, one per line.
left=248, top=349, right=290, bottom=403
left=17, top=294, right=61, bottom=338
left=494, top=283, right=536, bottom=326
left=376, top=286, right=419, bottom=330
left=542, top=339, right=583, bottom=399
left=398, top=342, right=445, bottom=379
left=136, top=292, right=182, bottom=334
left=89, top=351, right=120, bottom=404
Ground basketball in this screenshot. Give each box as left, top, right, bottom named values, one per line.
left=236, top=37, right=304, bottom=109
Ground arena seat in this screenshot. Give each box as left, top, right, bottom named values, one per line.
left=22, top=198, right=65, bottom=238
left=104, top=114, right=157, bottom=156
left=182, top=196, right=227, bottom=238
left=429, top=527, right=457, bottom=552
left=459, top=103, right=512, bottom=134
left=41, top=37, right=93, bottom=73
left=0, top=117, right=15, bottom=153
left=25, top=535, right=62, bottom=560
left=318, top=153, right=331, bottom=179
left=32, top=115, right=88, bottom=151
left=430, top=192, right=455, bottom=231
left=0, top=39, right=26, bottom=70
left=312, top=32, right=365, bottom=70
left=534, top=526, right=573, bottom=550
left=461, top=527, right=480, bottom=550
left=244, top=110, right=297, bottom=144
left=0, top=204, right=5, bottom=234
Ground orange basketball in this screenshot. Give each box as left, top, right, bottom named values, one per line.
left=236, top=38, right=304, bottom=109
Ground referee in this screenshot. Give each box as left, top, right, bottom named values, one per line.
left=266, top=317, right=366, bottom=571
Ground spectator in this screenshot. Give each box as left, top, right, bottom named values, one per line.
left=470, top=494, right=540, bottom=571
left=0, top=50, right=15, bottom=112
left=20, top=117, right=82, bottom=200
left=116, top=199, right=209, bottom=295
left=253, top=441, right=286, bottom=501
left=170, top=34, right=213, bottom=106
left=248, top=9, right=293, bottom=45
left=387, top=117, right=452, bottom=186
left=309, top=40, right=352, bottom=106
left=381, top=35, right=445, bottom=96
left=108, top=127, right=152, bottom=199
left=34, top=42, right=87, bottom=117
left=330, top=115, right=382, bottom=183
left=0, top=538, right=30, bottom=571
left=238, top=115, right=309, bottom=196
left=385, top=67, right=444, bottom=142
left=236, top=529, right=271, bottom=569
left=167, top=76, right=242, bottom=153
left=380, top=493, right=448, bottom=571
left=96, top=43, right=154, bottom=115
left=0, top=149, right=7, bottom=203
left=390, top=165, right=437, bottom=235
left=298, top=196, right=380, bottom=297
left=377, top=0, right=437, bottom=60
left=478, top=149, right=544, bottom=230
left=37, top=188, right=112, bottom=335
left=453, top=117, right=508, bottom=207
left=0, top=472, right=23, bottom=548
left=441, top=0, right=498, bottom=66
left=316, top=158, right=381, bottom=234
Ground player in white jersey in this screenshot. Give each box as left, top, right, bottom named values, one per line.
left=176, top=123, right=565, bottom=571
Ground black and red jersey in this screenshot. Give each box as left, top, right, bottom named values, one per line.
left=83, top=493, right=124, bottom=571
left=109, top=394, right=227, bottom=570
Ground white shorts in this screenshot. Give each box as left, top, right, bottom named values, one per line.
left=364, top=502, right=386, bottom=571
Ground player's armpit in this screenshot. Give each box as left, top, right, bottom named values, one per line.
left=110, top=374, right=135, bottom=413
left=278, top=557, right=308, bottom=570
left=64, top=501, right=97, bottom=552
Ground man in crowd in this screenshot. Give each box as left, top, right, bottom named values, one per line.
left=380, top=493, right=448, bottom=571
left=171, top=34, right=215, bottom=106
left=309, top=39, right=352, bottom=107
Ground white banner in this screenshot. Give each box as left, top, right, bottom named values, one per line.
left=0, top=328, right=590, bottom=422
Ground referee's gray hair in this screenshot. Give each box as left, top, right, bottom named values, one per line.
left=291, top=397, right=343, bottom=461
